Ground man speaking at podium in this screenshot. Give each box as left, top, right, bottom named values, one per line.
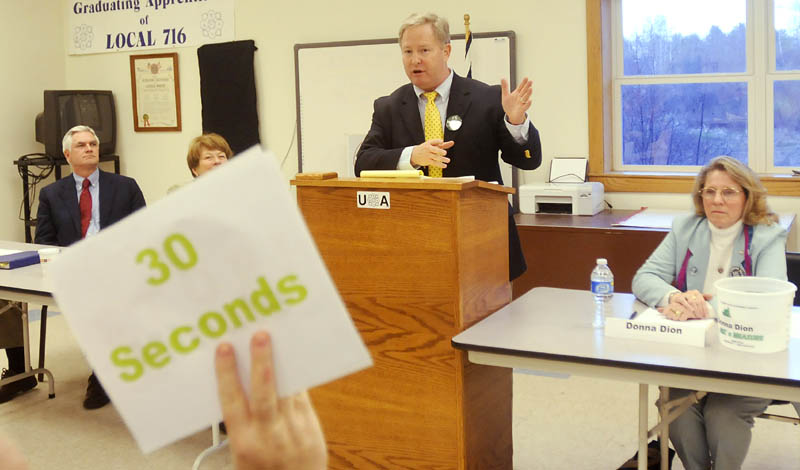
left=355, top=13, right=542, bottom=281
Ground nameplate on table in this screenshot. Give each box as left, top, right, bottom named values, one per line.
left=605, top=308, right=715, bottom=347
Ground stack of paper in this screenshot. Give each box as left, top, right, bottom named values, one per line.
left=359, top=170, right=423, bottom=178
left=605, top=308, right=715, bottom=347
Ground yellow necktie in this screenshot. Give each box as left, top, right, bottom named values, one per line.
left=423, top=91, right=443, bottom=178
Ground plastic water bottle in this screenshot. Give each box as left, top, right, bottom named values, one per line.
left=590, top=258, right=614, bottom=328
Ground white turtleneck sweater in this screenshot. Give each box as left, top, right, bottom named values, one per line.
left=660, top=219, right=744, bottom=306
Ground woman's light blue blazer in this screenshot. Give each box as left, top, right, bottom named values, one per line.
left=632, top=214, right=788, bottom=308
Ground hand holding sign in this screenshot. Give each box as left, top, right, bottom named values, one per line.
left=48, top=147, right=371, bottom=452
left=215, top=331, right=326, bottom=470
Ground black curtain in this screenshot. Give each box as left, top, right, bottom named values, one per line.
left=197, top=40, right=260, bottom=155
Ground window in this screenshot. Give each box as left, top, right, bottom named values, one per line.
left=587, top=0, right=800, bottom=195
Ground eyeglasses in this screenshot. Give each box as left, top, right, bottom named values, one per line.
left=699, top=187, right=742, bottom=201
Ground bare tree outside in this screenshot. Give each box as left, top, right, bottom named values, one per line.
left=620, top=0, right=800, bottom=168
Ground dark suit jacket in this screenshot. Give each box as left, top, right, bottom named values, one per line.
left=35, top=170, right=146, bottom=247
left=355, top=74, right=542, bottom=280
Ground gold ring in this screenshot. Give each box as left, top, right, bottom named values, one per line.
left=672, top=308, right=681, bottom=315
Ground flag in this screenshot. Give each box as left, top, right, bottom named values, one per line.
left=464, top=14, right=473, bottom=78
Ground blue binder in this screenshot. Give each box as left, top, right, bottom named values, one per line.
left=0, top=251, right=40, bottom=269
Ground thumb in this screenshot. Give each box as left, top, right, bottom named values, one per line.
left=703, top=294, right=714, bottom=301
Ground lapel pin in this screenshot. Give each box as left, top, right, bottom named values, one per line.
left=446, top=115, right=462, bottom=131
left=730, top=266, right=746, bottom=277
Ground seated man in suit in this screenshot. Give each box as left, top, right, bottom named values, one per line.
left=0, top=125, right=146, bottom=408
left=355, top=13, right=542, bottom=281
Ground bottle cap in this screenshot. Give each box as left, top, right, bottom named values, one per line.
left=597, top=258, right=607, bottom=265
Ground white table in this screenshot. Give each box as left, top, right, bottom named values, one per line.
left=0, top=240, right=56, bottom=398
left=452, top=287, right=800, bottom=470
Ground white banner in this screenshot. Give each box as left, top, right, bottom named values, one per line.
left=67, top=0, right=235, bottom=55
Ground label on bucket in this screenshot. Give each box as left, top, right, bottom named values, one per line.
left=717, top=300, right=791, bottom=353
left=714, top=276, right=795, bottom=354
left=719, top=308, right=766, bottom=343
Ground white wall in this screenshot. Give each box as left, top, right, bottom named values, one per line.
left=4, top=1, right=797, bottom=250
left=0, top=1, right=65, bottom=242
left=58, top=0, right=588, bottom=198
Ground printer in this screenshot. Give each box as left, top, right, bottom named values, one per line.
left=519, top=182, right=604, bottom=215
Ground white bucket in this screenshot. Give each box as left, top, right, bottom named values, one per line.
left=715, top=277, right=797, bottom=353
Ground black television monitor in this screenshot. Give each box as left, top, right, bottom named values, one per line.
left=35, top=90, right=116, bottom=159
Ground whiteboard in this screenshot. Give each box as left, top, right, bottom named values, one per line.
left=294, top=32, right=520, bottom=204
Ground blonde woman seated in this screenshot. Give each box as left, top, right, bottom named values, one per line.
left=632, top=156, right=788, bottom=470
left=169, top=133, right=232, bottom=193
left=187, top=133, right=232, bottom=177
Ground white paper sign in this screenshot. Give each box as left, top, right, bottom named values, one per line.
left=47, top=147, right=372, bottom=453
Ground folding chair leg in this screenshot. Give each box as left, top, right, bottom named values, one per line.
left=757, top=413, right=800, bottom=425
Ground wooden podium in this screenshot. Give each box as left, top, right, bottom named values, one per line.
left=291, top=176, right=515, bottom=470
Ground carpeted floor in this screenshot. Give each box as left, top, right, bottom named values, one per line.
left=1, top=309, right=799, bottom=469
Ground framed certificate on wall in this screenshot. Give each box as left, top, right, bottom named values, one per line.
left=130, top=52, right=181, bottom=132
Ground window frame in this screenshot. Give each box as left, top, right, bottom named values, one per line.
left=586, top=0, right=800, bottom=196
